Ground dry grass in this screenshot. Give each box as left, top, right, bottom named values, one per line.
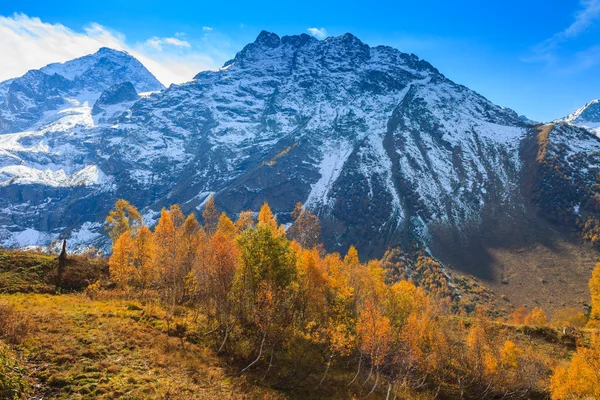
left=1, top=293, right=283, bottom=399
left=0, top=303, right=32, bottom=345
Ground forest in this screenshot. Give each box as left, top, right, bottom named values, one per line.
left=1, top=197, right=599, bottom=399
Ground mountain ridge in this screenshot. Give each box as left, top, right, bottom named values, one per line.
left=0, top=33, right=598, bottom=310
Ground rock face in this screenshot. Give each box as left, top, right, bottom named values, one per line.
left=0, top=31, right=594, bottom=265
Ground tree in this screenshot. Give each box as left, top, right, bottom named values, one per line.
left=202, top=195, right=219, bottom=235
left=287, top=202, right=321, bottom=249
left=524, top=307, right=547, bottom=326
left=257, top=202, right=278, bottom=233
left=108, top=231, right=135, bottom=286
left=153, top=208, right=179, bottom=305
left=208, top=231, right=239, bottom=351
left=235, top=210, right=255, bottom=232
left=508, top=306, right=528, bottom=325
left=177, top=215, right=202, bottom=273
left=216, top=212, right=236, bottom=239
left=169, top=204, right=186, bottom=229
left=236, top=224, right=296, bottom=297
left=550, top=333, right=600, bottom=399
left=589, top=262, right=600, bottom=327
left=133, top=225, right=157, bottom=290
left=105, top=199, right=142, bottom=244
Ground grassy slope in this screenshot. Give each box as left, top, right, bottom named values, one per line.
left=0, top=250, right=396, bottom=399
left=2, top=293, right=283, bottom=399
left=0, top=249, right=588, bottom=399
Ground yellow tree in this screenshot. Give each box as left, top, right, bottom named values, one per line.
left=508, top=306, right=528, bottom=324
left=202, top=195, right=219, bottom=235
left=105, top=199, right=142, bottom=244
left=216, top=212, right=236, bottom=240
left=235, top=210, right=255, bottom=232
left=133, top=225, right=157, bottom=290
left=524, top=307, right=547, bottom=326
left=357, top=300, right=392, bottom=395
left=589, top=262, right=600, bottom=327
left=108, top=231, right=135, bottom=286
left=550, top=333, right=600, bottom=399
left=176, top=214, right=203, bottom=299
left=257, top=202, right=279, bottom=233
left=153, top=208, right=178, bottom=305
left=169, top=204, right=186, bottom=229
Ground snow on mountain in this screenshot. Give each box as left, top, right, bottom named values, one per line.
left=0, top=47, right=163, bottom=135
left=562, top=99, right=600, bottom=137
left=0, top=32, right=530, bottom=255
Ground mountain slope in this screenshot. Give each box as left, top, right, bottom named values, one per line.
left=0, top=31, right=590, bottom=274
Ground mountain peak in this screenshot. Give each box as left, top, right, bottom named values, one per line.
left=254, top=30, right=281, bottom=48
left=96, top=47, right=129, bottom=55
left=565, top=99, right=600, bottom=124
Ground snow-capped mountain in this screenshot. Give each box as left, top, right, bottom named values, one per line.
left=0, top=47, right=163, bottom=134
left=0, top=31, right=587, bottom=261
left=563, top=99, right=600, bottom=137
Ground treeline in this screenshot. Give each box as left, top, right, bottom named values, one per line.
left=103, top=197, right=600, bottom=399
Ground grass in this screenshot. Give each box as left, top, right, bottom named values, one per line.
left=1, top=294, right=282, bottom=399
left=0, top=249, right=588, bottom=399
left=0, top=250, right=107, bottom=294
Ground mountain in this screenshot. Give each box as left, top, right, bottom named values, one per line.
left=0, top=32, right=525, bottom=254
left=0, top=47, right=163, bottom=134
left=562, top=99, right=600, bottom=137
left=0, top=32, right=598, bottom=310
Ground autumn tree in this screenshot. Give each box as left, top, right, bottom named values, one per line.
left=176, top=214, right=203, bottom=299
left=132, top=225, right=157, bottom=291
left=235, top=210, right=255, bottom=232
left=357, top=300, right=392, bottom=395
left=524, top=307, right=547, bottom=326
left=108, top=231, right=135, bottom=287
left=202, top=195, right=220, bottom=235
left=287, top=202, right=321, bottom=249
left=508, top=306, right=528, bottom=325
left=550, top=333, right=600, bottom=399
left=153, top=208, right=179, bottom=306
left=216, top=212, right=236, bottom=240
left=589, top=262, right=600, bottom=327
left=105, top=199, right=142, bottom=244
left=193, top=229, right=240, bottom=352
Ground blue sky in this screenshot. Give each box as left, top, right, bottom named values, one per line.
left=1, top=0, right=599, bottom=122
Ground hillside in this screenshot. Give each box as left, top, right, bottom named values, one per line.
left=1, top=200, right=599, bottom=399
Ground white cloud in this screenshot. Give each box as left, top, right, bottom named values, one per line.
left=0, top=13, right=217, bottom=86
left=145, top=36, right=191, bottom=51
left=202, top=26, right=213, bottom=31
left=564, top=0, right=600, bottom=37
left=307, top=27, right=327, bottom=39
left=527, top=0, right=600, bottom=70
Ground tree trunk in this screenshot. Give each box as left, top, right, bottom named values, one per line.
left=367, top=370, right=379, bottom=397
left=318, top=353, right=334, bottom=387
left=240, top=330, right=267, bottom=374
left=362, top=362, right=374, bottom=386
left=261, top=347, right=275, bottom=381
left=217, top=325, right=230, bottom=354
left=348, top=355, right=362, bottom=386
